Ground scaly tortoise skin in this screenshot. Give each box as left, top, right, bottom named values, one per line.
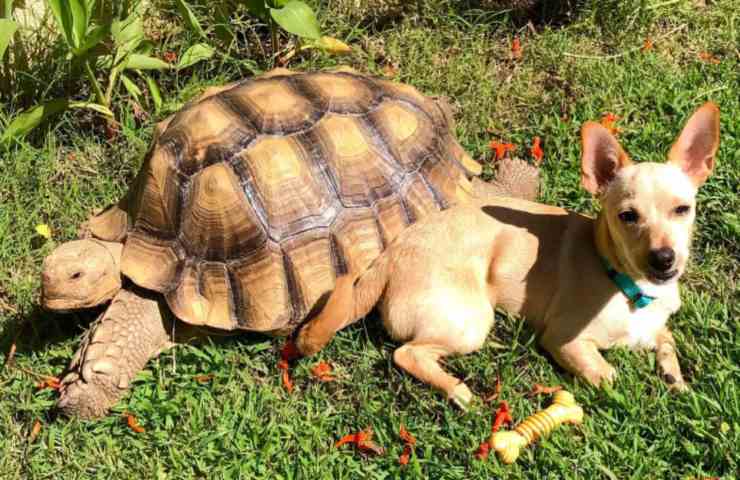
left=41, top=68, right=541, bottom=418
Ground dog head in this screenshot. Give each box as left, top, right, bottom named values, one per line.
left=580, top=102, right=720, bottom=284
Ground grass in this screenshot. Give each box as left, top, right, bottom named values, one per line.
left=1, top=0, right=739, bottom=478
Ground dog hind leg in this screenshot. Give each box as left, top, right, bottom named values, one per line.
left=393, top=342, right=474, bottom=409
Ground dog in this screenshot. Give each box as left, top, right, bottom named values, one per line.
left=295, top=103, right=719, bottom=407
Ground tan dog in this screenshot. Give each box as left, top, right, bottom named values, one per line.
left=296, top=103, right=720, bottom=407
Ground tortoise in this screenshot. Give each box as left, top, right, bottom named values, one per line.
left=40, top=68, right=541, bottom=418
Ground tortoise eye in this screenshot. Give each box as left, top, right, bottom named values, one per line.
left=618, top=209, right=639, bottom=223
left=674, top=205, right=691, bottom=215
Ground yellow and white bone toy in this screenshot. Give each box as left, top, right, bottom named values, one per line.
left=490, top=390, right=584, bottom=464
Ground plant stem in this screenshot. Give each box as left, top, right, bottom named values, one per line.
left=83, top=59, right=107, bottom=108
left=270, top=18, right=278, bottom=59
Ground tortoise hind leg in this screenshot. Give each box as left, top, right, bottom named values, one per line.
left=57, top=288, right=174, bottom=419
left=472, top=156, right=541, bottom=202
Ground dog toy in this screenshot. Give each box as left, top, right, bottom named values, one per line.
left=490, top=390, right=584, bottom=464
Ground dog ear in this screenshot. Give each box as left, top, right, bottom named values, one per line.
left=580, top=122, right=632, bottom=195
left=668, top=102, right=720, bottom=187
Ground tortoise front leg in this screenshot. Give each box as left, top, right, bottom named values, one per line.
left=57, top=288, right=174, bottom=419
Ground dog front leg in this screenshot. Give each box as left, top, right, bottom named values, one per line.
left=543, top=337, right=617, bottom=387
left=655, top=327, right=688, bottom=392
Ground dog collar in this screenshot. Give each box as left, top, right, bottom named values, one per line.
left=600, top=257, right=655, bottom=309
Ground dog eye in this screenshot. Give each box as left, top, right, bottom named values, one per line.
left=618, top=209, right=639, bottom=223
left=674, top=205, right=691, bottom=215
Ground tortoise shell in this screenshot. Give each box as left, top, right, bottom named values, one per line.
left=90, top=68, right=482, bottom=334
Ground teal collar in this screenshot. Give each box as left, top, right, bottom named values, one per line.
left=600, top=257, right=655, bottom=309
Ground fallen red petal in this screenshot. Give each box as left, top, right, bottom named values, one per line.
left=399, top=445, right=412, bottom=465
left=475, top=441, right=490, bottom=460
left=311, top=361, right=336, bottom=382
left=492, top=400, right=513, bottom=433
left=529, top=383, right=563, bottom=396
left=642, top=37, right=654, bottom=52
left=29, top=419, right=42, bottom=443
left=399, top=424, right=416, bottom=446
left=36, top=376, right=61, bottom=391
left=511, top=36, right=522, bottom=60
left=530, top=136, right=544, bottom=163
left=193, top=374, right=214, bottom=383
left=123, top=413, right=145, bottom=433
left=281, top=369, right=294, bottom=393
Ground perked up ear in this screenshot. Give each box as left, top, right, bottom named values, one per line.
left=580, top=121, right=632, bottom=195
left=668, top=102, right=720, bottom=187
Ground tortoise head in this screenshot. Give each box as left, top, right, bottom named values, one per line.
left=42, top=240, right=123, bottom=311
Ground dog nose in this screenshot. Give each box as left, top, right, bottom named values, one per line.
left=648, top=247, right=675, bottom=271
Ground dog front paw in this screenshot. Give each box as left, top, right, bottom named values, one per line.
left=448, top=383, right=475, bottom=410
left=662, top=373, right=689, bottom=393
left=583, top=363, right=617, bottom=387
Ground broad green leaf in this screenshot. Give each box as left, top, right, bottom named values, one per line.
left=125, top=53, right=171, bottom=70
left=312, top=36, right=351, bottom=55
left=1, top=100, right=69, bottom=142
left=120, top=74, right=142, bottom=103
left=68, top=0, right=89, bottom=49
left=176, top=43, right=214, bottom=70
left=144, top=75, right=162, bottom=112
left=111, top=12, right=144, bottom=65
left=269, top=1, right=321, bottom=40
left=272, top=0, right=290, bottom=6
left=75, top=24, right=109, bottom=56
left=68, top=102, right=114, bottom=117
left=175, top=0, right=205, bottom=38
left=0, top=19, right=18, bottom=59
left=244, top=0, right=268, bottom=19
left=47, top=0, right=75, bottom=48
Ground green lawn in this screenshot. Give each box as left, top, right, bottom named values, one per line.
left=1, top=0, right=739, bottom=478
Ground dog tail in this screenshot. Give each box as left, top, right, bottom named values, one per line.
left=297, top=253, right=391, bottom=355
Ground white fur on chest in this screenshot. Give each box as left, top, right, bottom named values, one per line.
left=587, top=282, right=681, bottom=350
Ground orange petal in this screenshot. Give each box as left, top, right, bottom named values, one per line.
left=529, top=383, right=563, bottom=396
left=311, top=361, right=335, bottom=382
left=399, top=445, right=412, bottom=465
left=492, top=401, right=513, bottom=432
left=193, top=374, right=214, bottom=383
left=124, top=413, right=145, bottom=433
left=511, top=36, right=522, bottom=60
left=475, top=441, right=490, bottom=460
left=399, top=424, right=416, bottom=446
left=29, top=419, right=42, bottom=443
left=281, top=369, right=294, bottom=393
left=530, top=136, right=544, bottom=163
left=335, top=433, right=359, bottom=448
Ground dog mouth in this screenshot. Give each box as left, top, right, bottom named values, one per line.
left=647, top=268, right=679, bottom=283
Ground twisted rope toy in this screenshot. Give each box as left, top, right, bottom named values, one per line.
left=490, top=390, right=584, bottom=464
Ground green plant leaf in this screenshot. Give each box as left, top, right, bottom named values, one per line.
left=125, top=53, right=172, bottom=70
left=269, top=1, right=321, bottom=40
left=244, top=0, right=268, bottom=19
left=111, top=12, right=144, bottom=65
left=76, top=23, right=110, bottom=56
left=176, top=0, right=205, bottom=38
left=68, top=0, right=89, bottom=49
left=143, top=74, right=162, bottom=112
left=47, top=0, right=75, bottom=48
left=68, top=102, right=114, bottom=117
left=176, top=43, right=214, bottom=70
left=120, top=73, right=142, bottom=103
left=0, top=19, right=18, bottom=59
left=1, top=99, right=69, bottom=143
